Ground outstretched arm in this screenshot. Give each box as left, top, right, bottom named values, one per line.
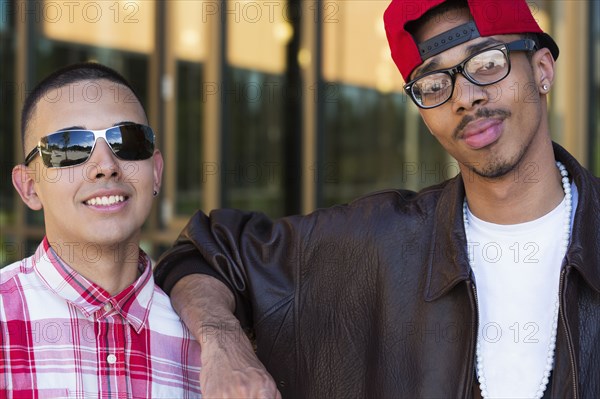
left=171, top=274, right=281, bottom=398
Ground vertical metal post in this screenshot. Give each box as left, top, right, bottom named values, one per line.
left=12, top=0, right=36, bottom=251
left=550, top=0, right=589, bottom=164
left=202, top=0, right=226, bottom=212
left=153, top=0, right=176, bottom=230
left=588, top=0, right=600, bottom=174
left=283, top=0, right=302, bottom=215
left=147, top=0, right=164, bottom=234
left=301, top=0, right=322, bottom=213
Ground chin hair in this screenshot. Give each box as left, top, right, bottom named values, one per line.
left=470, top=162, right=517, bottom=179
left=469, top=141, right=532, bottom=179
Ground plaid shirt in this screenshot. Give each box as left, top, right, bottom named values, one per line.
left=0, top=238, right=201, bottom=399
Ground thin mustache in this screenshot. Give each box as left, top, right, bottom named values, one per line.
left=453, top=108, right=512, bottom=139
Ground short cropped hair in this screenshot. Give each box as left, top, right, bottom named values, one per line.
left=21, top=62, right=144, bottom=153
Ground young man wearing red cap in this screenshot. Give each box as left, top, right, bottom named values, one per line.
left=155, top=0, right=600, bottom=397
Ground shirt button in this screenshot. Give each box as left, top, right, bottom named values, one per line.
left=107, top=354, right=117, bottom=364
left=103, top=303, right=112, bottom=312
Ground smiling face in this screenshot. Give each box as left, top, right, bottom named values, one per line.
left=410, top=10, right=555, bottom=179
left=14, top=79, right=163, bottom=248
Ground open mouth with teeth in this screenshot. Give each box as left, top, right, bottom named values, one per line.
left=85, top=195, right=127, bottom=206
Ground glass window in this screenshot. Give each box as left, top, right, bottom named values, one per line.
left=0, top=0, right=15, bottom=223
left=0, top=235, right=18, bottom=268
left=34, top=0, right=154, bottom=114
left=0, top=0, right=16, bottom=268
left=222, top=0, right=289, bottom=217
left=176, top=61, right=204, bottom=215
left=320, top=1, right=450, bottom=207
left=223, top=68, right=285, bottom=216
left=591, top=0, right=600, bottom=176
left=172, top=0, right=208, bottom=216
left=41, top=0, right=155, bottom=53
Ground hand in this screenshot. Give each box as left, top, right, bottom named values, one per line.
left=171, top=274, right=282, bottom=398
left=199, top=326, right=281, bottom=398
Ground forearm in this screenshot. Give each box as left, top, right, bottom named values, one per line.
left=171, top=274, right=243, bottom=344
left=171, top=274, right=280, bottom=397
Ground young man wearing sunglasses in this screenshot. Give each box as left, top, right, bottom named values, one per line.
left=1, top=63, right=201, bottom=397
left=155, top=0, right=600, bottom=397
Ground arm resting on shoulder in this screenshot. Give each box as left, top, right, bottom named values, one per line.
left=155, top=209, right=300, bottom=397
left=171, top=274, right=281, bottom=398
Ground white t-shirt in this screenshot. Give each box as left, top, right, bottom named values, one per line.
left=467, top=183, right=578, bottom=398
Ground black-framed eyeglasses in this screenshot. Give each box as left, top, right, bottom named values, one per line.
left=24, top=123, right=155, bottom=168
left=404, top=39, right=537, bottom=109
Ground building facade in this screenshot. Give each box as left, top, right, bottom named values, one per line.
left=1, top=0, right=598, bottom=265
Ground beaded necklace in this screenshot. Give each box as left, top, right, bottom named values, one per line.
left=462, top=161, right=572, bottom=399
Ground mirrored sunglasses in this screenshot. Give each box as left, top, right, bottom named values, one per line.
left=24, top=123, right=155, bottom=168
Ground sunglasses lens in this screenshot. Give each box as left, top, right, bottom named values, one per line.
left=107, top=124, right=155, bottom=161
left=41, top=130, right=95, bottom=167
left=38, top=124, right=155, bottom=168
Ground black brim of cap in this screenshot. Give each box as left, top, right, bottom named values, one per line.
left=539, top=33, right=560, bottom=60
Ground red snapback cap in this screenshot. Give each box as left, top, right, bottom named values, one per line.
left=384, top=0, right=560, bottom=81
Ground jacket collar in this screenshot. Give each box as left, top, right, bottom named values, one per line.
left=424, top=172, right=470, bottom=301
left=425, top=142, right=600, bottom=301
left=553, top=143, right=600, bottom=293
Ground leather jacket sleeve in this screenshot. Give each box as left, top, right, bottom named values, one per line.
left=154, top=208, right=301, bottom=329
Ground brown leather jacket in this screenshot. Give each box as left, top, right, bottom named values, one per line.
left=155, top=143, right=600, bottom=398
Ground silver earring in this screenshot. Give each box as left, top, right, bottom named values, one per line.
left=153, top=190, right=158, bottom=197
left=542, top=84, right=548, bottom=91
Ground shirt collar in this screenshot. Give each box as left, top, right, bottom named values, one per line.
left=32, top=237, right=155, bottom=333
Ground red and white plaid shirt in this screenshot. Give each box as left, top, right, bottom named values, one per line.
left=0, top=238, right=201, bottom=398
